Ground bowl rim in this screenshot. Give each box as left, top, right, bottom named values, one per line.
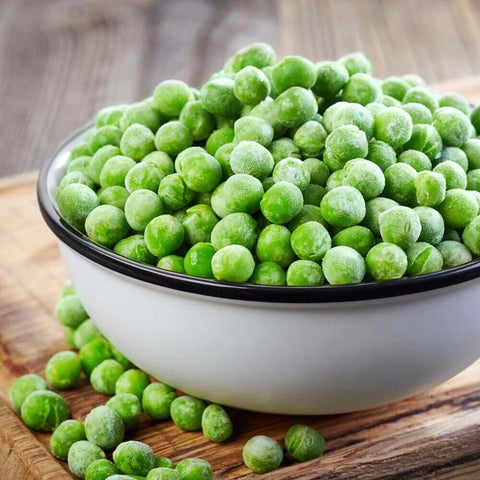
left=37, top=124, right=480, bottom=304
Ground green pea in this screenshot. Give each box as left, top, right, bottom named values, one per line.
left=201, top=78, right=242, bottom=117
left=201, top=404, right=233, bottom=443
left=21, top=390, right=70, bottom=432
left=398, top=150, right=432, bottom=172
left=462, top=216, right=480, bottom=255
left=403, top=124, right=443, bottom=160
left=144, top=215, right=185, bottom=257
left=379, top=206, right=421, bottom=249
left=342, top=73, right=382, bottom=106
left=242, top=435, right=283, bottom=474
left=205, top=126, right=235, bottom=155
left=176, top=147, right=222, bottom=193
left=435, top=147, right=469, bottom=172
left=114, top=235, right=156, bottom=265
left=179, top=100, right=215, bottom=141
left=184, top=243, right=215, bottom=279
left=462, top=139, right=480, bottom=170
left=115, top=369, right=150, bottom=400
left=365, top=243, right=408, bottom=281
left=10, top=374, right=48, bottom=412
left=125, top=163, right=163, bottom=193
left=250, top=262, right=286, bottom=285
left=366, top=140, right=397, bottom=171
left=324, top=125, right=368, bottom=171
left=68, top=441, right=106, bottom=479
left=90, top=360, right=125, bottom=395
left=286, top=260, right=324, bottom=286
left=438, top=189, right=478, bottom=229
left=175, top=458, right=213, bottom=480
left=113, top=441, right=155, bottom=476
left=85, top=205, right=130, bottom=248
left=229, top=42, right=276, bottom=73
left=437, top=241, right=473, bottom=268
left=291, top=221, right=331, bottom=261
left=433, top=107, right=471, bottom=147
left=332, top=226, right=375, bottom=257
left=322, top=246, right=366, bottom=285
left=272, top=157, right=310, bottom=191
left=170, top=396, right=206, bottom=431
left=414, top=206, right=445, bottom=245
left=374, top=107, right=413, bottom=148
left=320, top=186, right=366, bottom=227
left=96, top=105, right=128, bottom=128
left=233, top=66, right=270, bottom=105
left=155, top=121, right=194, bottom=157
left=120, top=102, right=163, bottom=133
left=107, top=394, right=142, bottom=430
left=230, top=141, right=274, bottom=180
left=285, top=424, right=325, bottom=462
left=56, top=294, right=89, bottom=328
left=99, top=186, right=130, bottom=210
left=312, top=61, right=349, bottom=98
left=403, top=87, right=438, bottom=113
left=146, top=468, right=180, bottom=480
left=120, top=124, right=155, bottom=161
left=271, top=55, right=316, bottom=93
left=143, top=151, right=174, bottom=176
left=45, top=351, right=82, bottom=389
left=85, top=405, right=125, bottom=450
left=142, top=383, right=177, bottom=420
left=100, top=156, right=136, bottom=189
left=58, top=183, right=99, bottom=232
left=381, top=76, right=411, bottom=101
left=211, top=245, right=255, bottom=283
left=339, top=52, right=372, bottom=75
left=406, top=242, right=444, bottom=276
left=383, top=163, right=417, bottom=206
left=157, top=255, right=186, bottom=273
left=342, top=159, right=385, bottom=199
left=153, top=80, right=194, bottom=117
left=79, top=338, right=112, bottom=377
left=91, top=126, right=123, bottom=153
left=401, top=102, right=433, bottom=125
left=85, top=459, right=119, bottom=480
left=260, top=181, right=303, bottom=224
left=275, top=87, right=317, bottom=128
left=155, top=457, right=175, bottom=469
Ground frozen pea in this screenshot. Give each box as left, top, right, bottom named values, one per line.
left=211, top=244, right=255, bottom=282
left=56, top=294, right=89, bottom=328
left=234, top=115, right=273, bottom=147
left=403, top=87, right=438, bottom=113
left=201, top=404, right=233, bottom=443
left=439, top=189, right=479, bottom=229
left=159, top=174, right=195, bottom=211
left=120, top=124, right=155, bottom=161
left=285, top=424, right=325, bottom=462
left=80, top=338, right=112, bottom=376
left=320, top=186, right=366, bottom=227
left=155, top=121, right=194, bottom=157
left=68, top=441, right=106, bottom=479
left=113, top=441, right=155, bottom=476
left=250, top=262, right=286, bottom=285
left=291, top=221, right=331, bottom=261
left=10, top=374, right=48, bottom=412
left=58, top=183, right=100, bottom=231
left=433, top=160, right=467, bottom=190
left=100, top=156, right=136, bottom=188
left=146, top=468, right=179, bottom=480
left=437, top=241, right=473, bottom=268
left=362, top=197, right=398, bottom=238
left=288, top=205, right=326, bottom=231
left=374, top=107, right=413, bottom=148
left=50, top=420, right=86, bottom=460
left=201, top=78, right=242, bottom=117
left=125, top=190, right=163, bottom=232
left=115, top=369, right=150, bottom=400
left=269, top=138, right=301, bottom=163
left=365, top=242, right=408, bottom=281
left=262, top=176, right=275, bottom=192
left=342, top=73, right=381, bottom=105
left=250, top=98, right=286, bottom=139
left=176, top=147, right=222, bottom=192
left=260, top=181, right=303, bottom=224
left=153, top=80, right=194, bottom=117
left=332, top=226, right=375, bottom=257
left=271, top=56, right=316, bottom=94
left=45, top=351, right=82, bottom=389
left=170, top=396, right=206, bottom=431
left=256, top=224, right=296, bottom=267
left=144, top=215, right=185, bottom=257
left=286, top=260, right=324, bottom=286
left=230, top=140, right=274, bottom=180
left=85, top=459, right=119, bottom=480
left=85, top=406, right=125, bottom=450
left=379, top=206, right=421, bottom=249
left=143, top=151, right=174, bottom=176
left=303, top=158, right=329, bottom=186
left=158, top=255, right=185, bottom=272
left=312, top=61, right=349, bottom=98
left=293, top=121, right=327, bottom=157
left=110, top=346, right=134, bottom=370
left=415, top=171, right=446, bottom=207
left=107, top=394, right=142, bottom=430
left=398, top=150, right=432, bottom=172
left=91, top=360, right=125, bottom=395
left=462, top=139, right=480, bottom=170
left=467, top=170, right=480, bottom=192
left=242, top=435, right=283, bottom=474
left=114, top=235, right=156, bottom=265
left=85, top=205, right=129, bottom=248
left=342, top=159, right=385, bottom=199
left=210, top=213, right=257, bottom=250
left=233, top=66, right=270, bottom=105
left=366, top=102, right=387, bottom=118
left=60, top=282, right=76, bottom=297
left=175, top=458, right=213, bottom=480
left=91, top=126, right=123, bottom=153
left=432, top=107, right=471, bottom=147
left=322, top=246, right=366, bottom=285
left=71, top=320, right=100, bottom=350
left=184, top=243, right=215, bottom=278
left=21, top=390, right=70, bottom=432
left=443, top=227, right=462, bottom=242
left=120, top=102, right=162, bottom=133
left=214, top=142, right=235, bottom=178
left=383, top=163, right=417, bottom=206
left=414, top=206, right=445, bottom=245
left=406, top=242, right=443, bottom=276
left=324, top=125, right=368, bottom=171
left=179, top=100, right=215, bottom=141
left=142, top=383, right=177, bottom=420
left=182, top=205, right=218, bottom=244
left=273, top=157, right=310, bottom=191
left=275, top=87, right=317, bottom=128
left=381, top=76, right=411, bottom=101
left=463, top=216, right=480, bottom=255
left=96, top=105, right=128, bottom=128
left=403, top=124, right=443, bottom=160
left=366, top=140, right=397, bottom=171
left=205, top=126, right=235, bottom=155
left=64, top=326, right=76, bottom=348
left=438, top=92, right=470, bottom=116
left=125, top=163, right=163, bottom=193
left=381, top=95, right=401, bottom=107
left=339, top=52, right=372, bottom=75
left=67, top=156, right=91, bottom=177
left=155, top=457, right=174, bottom=469
left=435, top=147, right=469, bottom=172
left=303, top=184, right=326, bottom=205
left=57, top=171, right=95, bottom=194
left=71, top=141, right=93, bottom=160
left=400, top=102, right=433, bottom=125
left=322, top=102, right=374, bottom=137
left=99, top=186, right=130, bottom=210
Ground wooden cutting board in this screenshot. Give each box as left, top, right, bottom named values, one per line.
left=2, top=77, right=480, bottom=480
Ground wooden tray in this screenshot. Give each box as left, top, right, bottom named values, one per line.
left=2, top=76, right=480, bottom=479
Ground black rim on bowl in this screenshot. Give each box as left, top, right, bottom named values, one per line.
left=37, top=125, right=480, bottom=303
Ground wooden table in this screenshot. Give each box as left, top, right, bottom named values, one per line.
left=2, top=68, right=480, bottom=479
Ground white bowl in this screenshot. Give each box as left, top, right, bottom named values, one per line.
left=38, top=127, right=480, bottom=415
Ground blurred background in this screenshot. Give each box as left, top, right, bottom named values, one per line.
left=1, top=0, right=480, bottom=176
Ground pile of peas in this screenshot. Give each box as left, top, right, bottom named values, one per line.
left=10, top=283, right=326, bottom=477
left=56, top=43, right=480, bottom=287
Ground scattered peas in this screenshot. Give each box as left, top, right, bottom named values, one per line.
left=85, top=405, right=125, bottom=450
left=21, top=390, right=70, bottom=432
left=45, top=351, right=82, bottom=389
left=201, top=404, right=233, bottom=443
left=142, top=383, right=177, bottom=420
left=242, top=435, right=283, bottom=474
left=10, top=374, right=48, bottom=412
left=68, top=440, right=106, bottom=479
left=91, top=359, right=125, bottom=395
left=50, top=420, right=86, bottom=460
left=115, top=369, right=151, bottom=400
left=107, top=393, right=142, bottom=430
left=79, top=337, right=112, bottom=376
left=170, top=396, right=206, bottom=431
left=285, top=424, right=325, bottom=462
left=85, top=459, right=119, bottom=480
left=113, top=441, right=155, bottom=476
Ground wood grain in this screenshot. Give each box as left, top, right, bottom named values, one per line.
left=1, top=66, right=480, bottom=480
left=2, top=0, right=480, bottom=176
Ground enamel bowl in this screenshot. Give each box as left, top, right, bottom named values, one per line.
left=38, top=126, right=480, bottom=415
